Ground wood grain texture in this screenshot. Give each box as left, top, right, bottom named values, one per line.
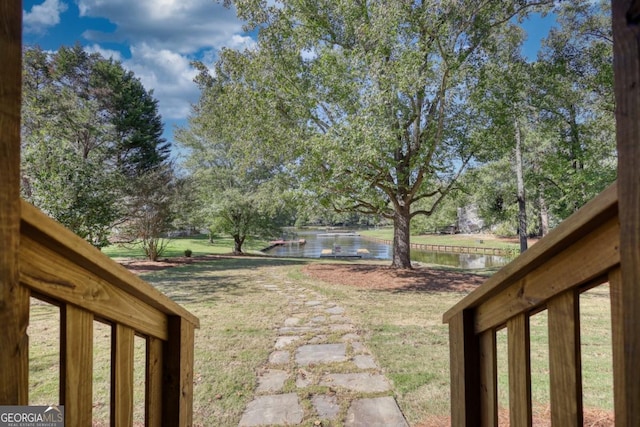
left=112, top=324, right=135, bottom=426
left=610, top=267, right=636, bottom=427
left=475, top=217, right=619, bottom=333
left=61, top=304, right=94, bottom=425
left=444, top=184, right=617, bottom=324
left=146, top=337, right=163, bottom=427
left=507, top=314, right=531, bottom=427
left=548, top=290, right=583, bottom=426
left=479, top=330, right=498, bottom=427
left=163, top=317, right=196, bottom=427
left=448, top=311, right=480, bottom=427
left=20, top=201, right=199, bottom=328
left=20, top=233, right=169, bottom=340
left=612, top=0, right=640, bottom=425
left=0, top=0, right=28, bottom=405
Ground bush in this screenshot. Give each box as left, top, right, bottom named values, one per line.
left=184, top=249, right=192, bottom=257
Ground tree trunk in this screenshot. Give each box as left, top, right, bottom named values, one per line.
left=391, top=208, right=412, bottom=269
left=538, top=184, right=549, bottom=237
left=233, top=235, right=244, bottom=255
left=514, top=118, right=528, bottom=253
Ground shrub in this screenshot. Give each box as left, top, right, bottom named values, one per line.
left=184, top=249, right=193, bottom=257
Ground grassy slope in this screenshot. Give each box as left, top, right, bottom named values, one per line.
left=360, top=227, right=521, bottom=251
left=102, top=234, right=270, bottom=258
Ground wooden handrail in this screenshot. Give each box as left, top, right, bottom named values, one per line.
left=443, top=182, right=618, bottom=325
left=17, top=199, right=199, bottom=425
left=20, top=200, right=199, bottom=328
left=443, top=182, right=620, bottom=426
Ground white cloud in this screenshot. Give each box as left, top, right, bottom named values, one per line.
left=124, top=43, right=200, bottom=120
left=77, top=0, right=247, bottom=54
left=85, top=44, right=123, bottom=61
left=75, top=0, right=255, bottom=123
left=23, top=0, right=68, bottom=34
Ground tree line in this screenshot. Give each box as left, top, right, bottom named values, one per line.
left=21, top=1, right=616, bottom=267
left=179, top=0, right=615, bottom=267
left=21, top=44, right=177, bottom=260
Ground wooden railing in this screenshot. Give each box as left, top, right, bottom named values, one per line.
left=18, top=200, right=199, bottom=426
left=443, top=183, right=619, bottom=426
left=362, top=236, right=509, bottom=256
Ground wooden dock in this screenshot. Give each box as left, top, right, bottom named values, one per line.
left=269, top=239, right=306, bottom=246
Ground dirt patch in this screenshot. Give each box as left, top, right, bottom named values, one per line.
left=302, top=263, right=486, bottom=293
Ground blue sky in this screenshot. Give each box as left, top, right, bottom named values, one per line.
left=22, top=0, right=255, bottom=150
left=22, top=0, right=556, bottom=151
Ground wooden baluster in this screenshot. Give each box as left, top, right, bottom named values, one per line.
left=548, top=290, right=583, bottom=426
left=610, top=267, right=640, bottom=427
left=146, top=337, right=163, bottom=427
left=163, top=316, right=196, bottom=427
left=448, top=310, right=480, bottom=426
left=61, top=304, right=94, bottom=425
left=479, top=329, right=498, bottom=427
left=112, top=324, right=135, bottom=426
left=507, top=314, right=531, bottom=427
left=612, top=0, right=640, bottom=425
left=0, top=0, right=29, bottom=405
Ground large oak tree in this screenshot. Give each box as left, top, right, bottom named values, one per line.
left=207, top=0, right=552, bottom=268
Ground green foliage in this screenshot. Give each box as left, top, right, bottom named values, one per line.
left=460, top=1, right=615, bottom=237
left=176, top=89, right=296, bottom=253
left=209, top=0, right=553, bottom=268
left=21, top=44, right=171, bottom=247
left=119, top=164, right=177, bottom=260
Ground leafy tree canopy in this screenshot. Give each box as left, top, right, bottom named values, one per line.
left=21, top=44, right=171, bottom=247
left=202, top=0, right=553, bottom=268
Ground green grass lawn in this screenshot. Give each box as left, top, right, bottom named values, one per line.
left=360, top=227, right=522, bottom=251
left=102, top=234, right=270, bottom=258
left=26, top=256, right=613, bottom=426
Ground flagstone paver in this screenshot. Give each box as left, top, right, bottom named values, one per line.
left=312, top=394, right=340, bottom=420
left=353, top=354, right=378, bottom=369
left=274, top=335, right=302, bottom=349
left=320, top=373, right=391, bottom=392
left=345, top=397, right=410, bottom=427
left=295, top=343, right=347, bottom=366
left=239, top=283, right=408, bottom=426
left=268, top=350, right=290, bottom=364
left=256, top=369, right=289, bottom=393
left=238, top=393, right=304, bottom=426
left=326, top=305, right=345, bottom=315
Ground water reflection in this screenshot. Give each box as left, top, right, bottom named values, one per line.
left=410, top=250, right=507, bottom=269
left=264, top=230, right=392, bottom=260
left=263, top=229, right=508, bottom=269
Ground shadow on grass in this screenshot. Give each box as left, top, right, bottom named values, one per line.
left=139, top=256, right=308, bottom=304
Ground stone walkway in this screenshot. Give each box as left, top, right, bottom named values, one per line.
left=238, top=283, right=409, bottom=427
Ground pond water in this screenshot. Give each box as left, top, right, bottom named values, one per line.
left=262, top=229, right=509, bottom=269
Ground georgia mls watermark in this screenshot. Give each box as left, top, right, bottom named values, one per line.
left=0, top=405, right=64, bottom=427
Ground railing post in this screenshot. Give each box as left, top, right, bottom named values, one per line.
left=0, top=0, right=29, bottom=405
left=112, top=324, right=135, bottom=426
left=479, top=330, right=498, bottom=427
left=612, top=0, right=640, bottom=425
left=61, top=304, right=94, bottom=425
left=548, top=290, right=583, bottom=426
left=448, top=310, right=480, bottom=427
left=507, top=314, right=531, bottom=427
left=147, top=337, right=164, bottom=427
left=163, top=316, right=196, bottom=426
